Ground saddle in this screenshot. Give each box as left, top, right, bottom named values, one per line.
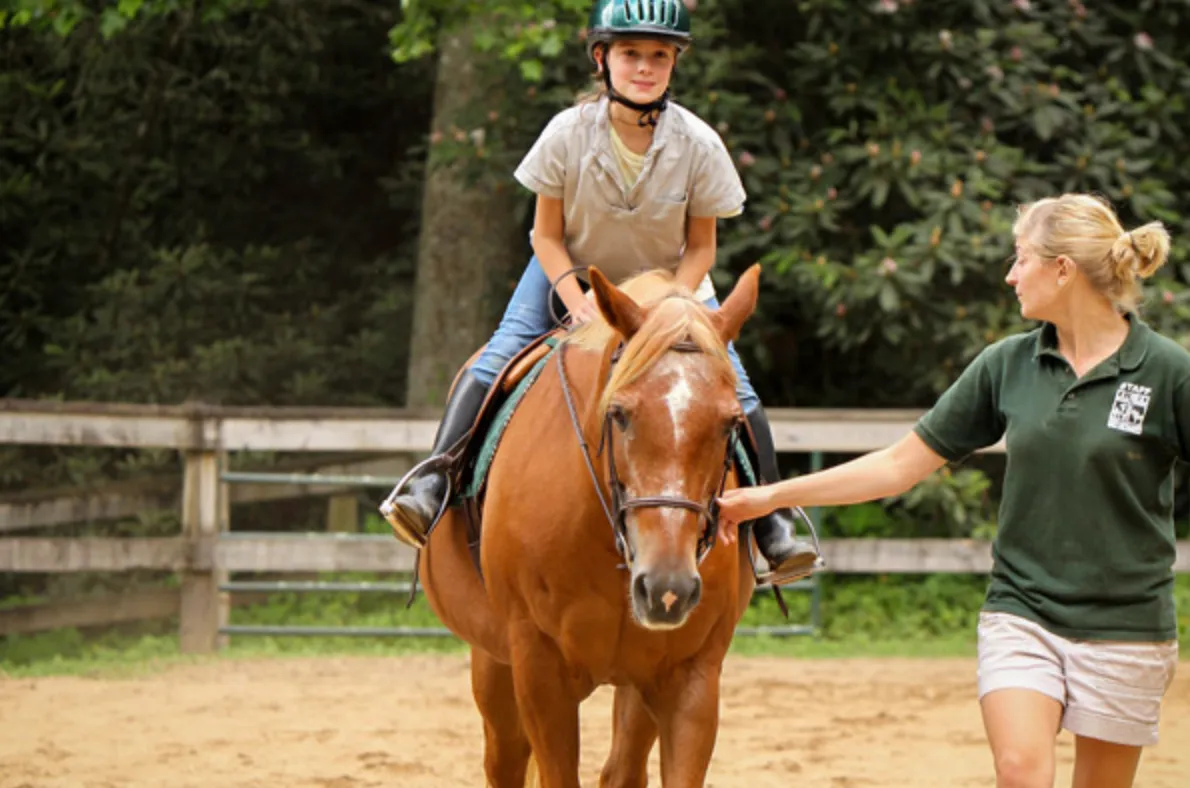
left=424, top=330, right=565, bottom=585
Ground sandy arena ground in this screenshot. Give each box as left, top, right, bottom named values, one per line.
left=1, top=654, right=1187, bottom=787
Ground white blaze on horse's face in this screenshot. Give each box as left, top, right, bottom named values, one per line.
left=663, top=360, right=695, bottom=446
left=625, top=354, right=702, bottom=509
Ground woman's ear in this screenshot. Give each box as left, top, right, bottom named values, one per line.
left=1056, top=255, right=1074, bottom=286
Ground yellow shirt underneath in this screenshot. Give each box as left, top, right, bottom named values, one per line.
left=609, top=123, right=646, bottom=189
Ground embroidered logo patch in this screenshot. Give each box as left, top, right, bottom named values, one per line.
left=1107, top=382, right=1152, bottom=435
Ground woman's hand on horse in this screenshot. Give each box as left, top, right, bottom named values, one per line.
left=715, top=486, right=777, bottom=542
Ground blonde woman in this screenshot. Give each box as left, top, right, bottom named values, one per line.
left=719, top=193, right=1185, bottom=788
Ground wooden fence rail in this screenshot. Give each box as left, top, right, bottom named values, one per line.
left=0, top=455, right=414, bottom=533
left=2, top=399, right=1184, bottom=651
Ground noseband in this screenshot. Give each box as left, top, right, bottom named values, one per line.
left=557, top=337, right=739, bottom=570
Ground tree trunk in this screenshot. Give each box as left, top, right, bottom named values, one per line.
left=404, top=25, right=525, bottom=409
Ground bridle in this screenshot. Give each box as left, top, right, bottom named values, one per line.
left=556, top=335, right=739, bottom=570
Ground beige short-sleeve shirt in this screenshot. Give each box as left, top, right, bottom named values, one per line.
left=514, top=96, right=746, bottom=301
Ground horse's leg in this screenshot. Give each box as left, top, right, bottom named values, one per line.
left=471, top=647, right=534, bottom=787
left=599, top=685, right=658, bottom=788
left=653, top=662, right=723, bottom=788
left=509, top=629, right=582, bottom=788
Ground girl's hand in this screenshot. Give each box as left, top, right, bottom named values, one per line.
left=567, top=299, right=601, bottom=325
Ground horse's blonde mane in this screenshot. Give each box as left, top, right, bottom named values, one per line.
left=566, top=269, right=683, bottom=352
left=562, top=269, right=735, bottom=415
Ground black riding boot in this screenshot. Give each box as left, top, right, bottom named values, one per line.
left=383, top=369, right=490, bottom=548
left=741, top=406, right=823, bottom=585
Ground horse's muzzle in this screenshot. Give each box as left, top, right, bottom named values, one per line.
left=630, top=569, right=702, bottom=629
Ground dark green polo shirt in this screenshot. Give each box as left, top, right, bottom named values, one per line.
left=914, top=315, right=1190, bottom=642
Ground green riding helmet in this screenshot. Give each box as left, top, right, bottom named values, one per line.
left=585, top=0, right=693, bottom=63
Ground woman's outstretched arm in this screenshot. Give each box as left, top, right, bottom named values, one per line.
left=717, top=431, right=948, bottom=528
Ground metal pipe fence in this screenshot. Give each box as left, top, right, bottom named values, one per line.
left=219, top=461, right=824, bottom=640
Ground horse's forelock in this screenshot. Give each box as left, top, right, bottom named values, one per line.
left=567, top=269, right=686, bottom=352
left=597, top=297, right=735, bottom=415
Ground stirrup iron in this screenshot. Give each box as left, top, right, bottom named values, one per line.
left=747, top=505, right=826, bottom=585
left=379, top=454, right=455, bottom=549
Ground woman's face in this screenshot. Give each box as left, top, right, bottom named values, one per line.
left=1006, top=237, right=1067, bottom=321
left=602, top=39, right=677, bottom=105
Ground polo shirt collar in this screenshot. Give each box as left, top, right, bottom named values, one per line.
left=1032, top=312, right=1150, bottom=373
left=593, top=95, right=674, bottom=155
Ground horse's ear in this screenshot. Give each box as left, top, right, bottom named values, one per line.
left=589, top=266, right=645, bottom=339
left=710, top=263, right=760, bottom=343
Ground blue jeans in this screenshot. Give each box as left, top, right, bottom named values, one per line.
left=471, top=257, right=761, bottom=412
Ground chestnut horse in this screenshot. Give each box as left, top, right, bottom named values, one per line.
left=417, top=264, right=763, bottom=787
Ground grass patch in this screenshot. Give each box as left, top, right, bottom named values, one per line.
left=3, top=574, right=1187, bottom=678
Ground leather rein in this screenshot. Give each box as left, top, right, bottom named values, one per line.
left=555, top=336, right=739, bottom=571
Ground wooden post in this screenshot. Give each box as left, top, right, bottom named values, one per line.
left=326, top=494, right=359, bottom=533
left=179, top=448, right=228, bottom=653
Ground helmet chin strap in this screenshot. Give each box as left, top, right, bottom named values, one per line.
left=601, top=59, right=668, bottom=128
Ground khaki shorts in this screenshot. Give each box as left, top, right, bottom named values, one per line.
left=977, top=611, right=1179, bottom=746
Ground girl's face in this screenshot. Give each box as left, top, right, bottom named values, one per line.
left=1005, top=237, right=1068, bottom=321
left=601, top=39, right=677, bottom=105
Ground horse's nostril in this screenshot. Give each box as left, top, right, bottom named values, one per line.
left=632, top=573, right=650, bottom=605
left=689, top=576, right=702, bottom=607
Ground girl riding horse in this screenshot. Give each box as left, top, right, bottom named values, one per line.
left=384, top=0, right=820, bottom=585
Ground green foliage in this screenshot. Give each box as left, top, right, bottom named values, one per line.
left=0, top=0, right=271, bottom=37
left=1, top=0, right=429, bottom=498
left=390, top=0, right=588, bottom=80
left=2, top=0, right=423, bottom=404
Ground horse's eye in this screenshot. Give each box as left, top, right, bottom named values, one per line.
left=610, top=406, right=630, bottom=431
